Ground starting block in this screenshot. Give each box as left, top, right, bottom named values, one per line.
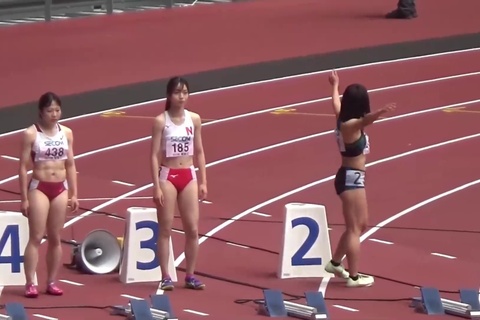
left=4, top=302, right=28, bottom=320
left=110, top=295, right=178, bottom=320
left=410, top=287, right=480, bottom=319
left=257, top=289, right=328, bottom=319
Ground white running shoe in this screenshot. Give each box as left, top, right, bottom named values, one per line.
left=324, top=260, right=350, bottom=279
left=346, top=274, right=374, bottom=287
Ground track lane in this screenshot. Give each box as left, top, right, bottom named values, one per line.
left=376, top=184, right=480, bottom=264
left=183, top=114, right=480, bottom=318
left=2, top=94, right=476, bottom=314
left=0, top=51, right=478, bottom=318
left=111, top=49, right=480, bottom=120
left=1, top=50, right=480, bottom=184
left=181, top=106, right=480, bottom=249
left=3, top=74, right=474, bottom=200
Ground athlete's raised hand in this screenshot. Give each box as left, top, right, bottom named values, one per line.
left=328, top=70, right=339, bottom=87
left=382, top=102, right=396, bottom=113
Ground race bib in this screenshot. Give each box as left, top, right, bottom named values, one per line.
left=166, top=136, right=193, bottom=158
left=345, top=169, right=365, bottom=187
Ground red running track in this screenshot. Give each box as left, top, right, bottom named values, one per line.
left=1, top=49, right=480, bottom=320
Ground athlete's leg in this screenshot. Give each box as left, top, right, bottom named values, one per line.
left=177, top=179, right=204, bottom=289
left=23, top=189, right=50, bottom=296
left=337, top=189, right=373, bottom=287
left=45, top=190, right=69, bottom=294
left=338, top=190, right=368, bottom=275
left=156, top=179, right=177, bottom=289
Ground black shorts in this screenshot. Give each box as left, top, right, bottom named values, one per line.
left=334, top=166, right=366, bottom=195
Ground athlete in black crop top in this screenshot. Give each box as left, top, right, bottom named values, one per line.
left=324, top=70, right=396, bottom=288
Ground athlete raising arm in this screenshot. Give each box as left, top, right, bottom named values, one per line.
left=324, top=70, right=395, bottom=287
left=18, top=92, right=79, bottom=298
left=150, top=76, right=207, bottom=291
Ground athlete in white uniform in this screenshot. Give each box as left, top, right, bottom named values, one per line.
left=18, top=92, right=79, bottom=298
left=323, top=71, right=395, bottom=288
left=150, top=77, right=207, bottom=291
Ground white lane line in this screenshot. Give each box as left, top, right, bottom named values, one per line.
left=226, top=242, right=250, bottom=249
left=1, top=155, right=19, bottom=161
left=369, top=238, right=394, bottom=245
left=183, top=309, right=209, bottom=316
left=112, top=180, right=135, bottom=187
left=121, top=294, right=143, bottom=300
left=33, top=315, right=58, bottom=320
left=59, top=279, right=84, bottom=286
left=319, top=178, right=480, bottom=294
left=431, top=252, right=457, bottom=259
left=333, top=305, right=359, bottom=312
left=0, top=47, right=478, bottom=140
left=1, top=72, right=479, bottom=186
left=252, top=211, right=271, bottom=217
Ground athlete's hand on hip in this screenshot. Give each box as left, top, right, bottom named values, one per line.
left=198, top=183, right=208, bottom=201
left=69, top=196, right=79, bottom=213
left=153, top=187, right=164, bottom=207
left=20, top=200, right=29, bottom=217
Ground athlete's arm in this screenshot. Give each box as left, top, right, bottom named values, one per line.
left=328, top=70, right=341, bottom=118
left=18, top=127, right=34, bottom=202
left=150, top=115, right=164, bottom=189
left=342, top=103, right=396, bottom=132
left=192, top=112, right=207, bottom=187
left=64, top=127, right=78, bottom=202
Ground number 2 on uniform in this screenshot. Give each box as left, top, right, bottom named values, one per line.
left=290, top=217, right=322, bottom=266
left=353, top=172, right=361, bottom=184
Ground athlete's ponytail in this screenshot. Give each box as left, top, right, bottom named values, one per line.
left=164, top=76, right=190, bottom=111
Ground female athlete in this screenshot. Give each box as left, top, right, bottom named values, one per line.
left=18, top=92, right=79, bottom=298
left=324, top=70, right=395, bottom=287
left=150, top=76, right=207, bottom=291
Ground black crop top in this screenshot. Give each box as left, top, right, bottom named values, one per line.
left=335, top=120, right=370, bottom=157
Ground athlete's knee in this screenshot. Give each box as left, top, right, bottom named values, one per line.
left=28, top=232, right=44, bottom=246
left=183, top=220, right=198, bottom=239
left=158, top=224, right=172, bottom=238
left=346, top=222, right=366, bottom=236
left=46, top=232, right=62, bottom=247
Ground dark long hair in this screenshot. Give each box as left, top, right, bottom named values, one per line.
left=38, top=92, right=62, bottom=118
left=338, top=84, right=370, bottom=122
left=165, top=76, right=190, bottom=111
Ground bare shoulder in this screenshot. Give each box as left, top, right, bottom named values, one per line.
left=22, top=125, right=37, bottom=142
left=188, top=111, right=202, bottom=126
left=153, top=113, right=166, bottom=130
left=59, top=124, right=74, bottom=140
left=59, top=124, right=73, bottom=134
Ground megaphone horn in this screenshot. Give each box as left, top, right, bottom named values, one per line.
left=68, top=229, right=123, bottom=275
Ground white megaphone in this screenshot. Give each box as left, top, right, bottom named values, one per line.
left=68, top=229, right=123, bottom=275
